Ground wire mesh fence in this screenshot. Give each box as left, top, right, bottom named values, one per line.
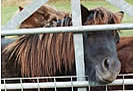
left=1, top=74, right=133, bottom=91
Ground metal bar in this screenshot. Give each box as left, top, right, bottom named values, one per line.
left=1, top=76, right=87, bottom=80
left=37, top=78, right=40, bottom=91
left=106, top=85, right=108, bottom=91
left=2, top=24, right=133, bottom=36
left=2, top=0, right=48, bottom=30
left=3, top=79, right=7, bottom=91
left=106, top=0, right=133, bottom=16
left=71, top=0, right=86, bottom=91
left=1, top=74, right=133, bottom=80
left=118, top=73, right=133, bottom=76
left=123, top=75, right=125, bottom=91
left=88, top=86, right=90, bottom=91
left=20, top=78, right=23, bottom=91
left=1, top=79, right=133, bottom=90
left=54, top=77, right=57, bottom=91
left=71, top=77, right=74, bottom=91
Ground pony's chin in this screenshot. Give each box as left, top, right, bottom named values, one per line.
left=87, top=78, right=110, bottom=86
left=88, top=81, right=99, bottom=86
left=95, top=71, right=113, bottom=85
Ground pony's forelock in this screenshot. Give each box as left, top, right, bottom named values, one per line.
left=85, top=7, right=123, bottom=25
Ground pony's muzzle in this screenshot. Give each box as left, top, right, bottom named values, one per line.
left=96, top=57, right=121, bottom=84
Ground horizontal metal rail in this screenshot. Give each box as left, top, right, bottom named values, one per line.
left=1, top=79, right=133, bottom=90
left=1, top=76, right=86, bottom=80
left=1, top=23, right=133, bottom=36
left=1, top=74, right=133, bottom=80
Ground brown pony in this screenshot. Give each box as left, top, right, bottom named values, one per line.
left=2, top=4, right=124, bottom=91
left=18, top=5, right=132, bottom=90
left=18, top=4, right=133, bottom=75
left=19, top=4, right=70, bottom=28
left=117, top=36, right=133, bottom=73
left=18, top=5, right=133, bottom=74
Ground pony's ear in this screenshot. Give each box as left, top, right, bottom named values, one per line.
left=115, top=11, right=124, bottom=22
left=19, top=6, right=24, bottom=11
left=81, top=4, right=90, bottom=24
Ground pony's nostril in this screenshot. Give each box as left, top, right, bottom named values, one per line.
left=103, top=58, right=110, bottom=70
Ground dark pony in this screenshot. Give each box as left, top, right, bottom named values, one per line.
left=2, top=5, right=124, bottom=87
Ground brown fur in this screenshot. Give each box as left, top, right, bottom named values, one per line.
left=117, top=36, right=133, bottom=73
left=19, top=4, right=70, bottom=28
left=83, top=7, right=123, bottom=25
left=3, top=33, right=75, bottom=77
left=3, top=6, right=123, bottom=78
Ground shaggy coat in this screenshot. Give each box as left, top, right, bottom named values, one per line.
left=3, top=6, right=123, bottom=78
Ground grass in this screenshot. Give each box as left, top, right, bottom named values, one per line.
left=125, top=0, right=133, bottom=5
left=1, top=0, right=133, bottom=36
left=1, top=6, right=18, bottom=25
left=120, top=31, right=133, bottom=36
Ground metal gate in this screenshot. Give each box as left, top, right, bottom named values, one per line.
left=1, top=74, right=133, bottom=90
left=1, top=0, right=133, bottom=91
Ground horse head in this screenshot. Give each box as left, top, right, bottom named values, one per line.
left=81, top=5, right=124, bottom=84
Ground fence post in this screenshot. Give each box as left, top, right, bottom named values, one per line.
left=71, top=0, right=87, bottom=91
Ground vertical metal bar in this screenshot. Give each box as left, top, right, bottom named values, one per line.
left=123, top=75, right=125, bottom=91
left=88, top=77, right=90, bottom=91
left=37, top=78, right=40, bottom=91
left=71, top=76, right=74, bottom=91
left=106, top=85, right=108, bottom=91
left=71, top=0, right=86, bottom=91
left=20, top=78, right=23, bottom=91
left=54, top=77, right=57, bottom=91
left=4, top=79, right=7, bottom=91
left=88, top=84, right=90, bottom=91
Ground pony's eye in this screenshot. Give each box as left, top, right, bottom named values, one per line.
left=113, top=31, right=116, bottom=36
left=113, top=30, right=118, bottom=36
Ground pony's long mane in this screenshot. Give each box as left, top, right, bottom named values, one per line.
left=3, top=7, right=122, bottom=77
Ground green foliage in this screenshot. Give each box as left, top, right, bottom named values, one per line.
left=120, top=31, right=133, bottom=36
left=125, top=0, right=133, bottom=5
left=1, top=6, right=18, bottom=25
